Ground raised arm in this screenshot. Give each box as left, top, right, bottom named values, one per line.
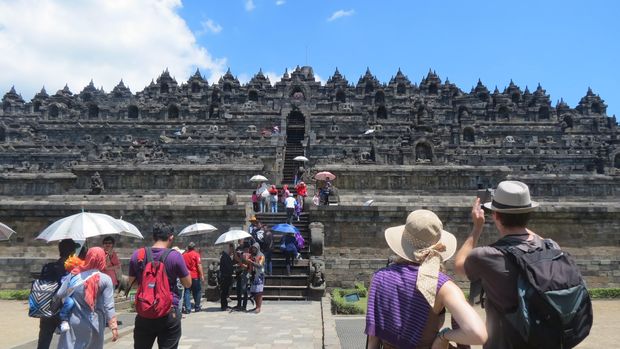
left=432, top=281, right=487, bottom=348
left=454, top=198, right=485, bottom=277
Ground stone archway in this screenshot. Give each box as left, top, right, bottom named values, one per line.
left=376, top=105, right=387, bottom=119
left=463, top=127, right=475, bottom=143
left=374, top=90, right=385, bottom=105
left=538, top=106, right=550, bottom=120
left=614, top=153, right=620, bottom=169
left=248, top=90, right=258, bottom=102
left=428, top=83, right=438, bottom=95
left=0, top=127, right=5, bottom=142
left=160, top=83, right=169, bottom=94
left=591, top=102, right=602, bottom=114
left=415, top=142, right=433, bottom=161
left=168, top=105, right=179, bottom=119
left=335, top=89, right=346, bottom=103
left=128, top=105, right=139, bottom=119
left=191, top=82, right=201, bottom=93
left=88, top=104, right=99, bottom=119
left=48, top=104, right=59, bottom=118
left=397, top=83, right=406, bottom=95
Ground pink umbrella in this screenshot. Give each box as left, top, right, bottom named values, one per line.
left=314, top=171, right=336, bottom=181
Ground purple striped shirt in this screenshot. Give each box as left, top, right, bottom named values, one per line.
left=365, top=264, right=450, bottom=348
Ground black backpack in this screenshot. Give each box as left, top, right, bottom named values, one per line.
left=492, top=238, right=593, bottom=348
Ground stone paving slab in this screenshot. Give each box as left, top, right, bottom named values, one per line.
left=107, top=301, right=323, bottom=349
left=334, top=300, right=620, bottom=349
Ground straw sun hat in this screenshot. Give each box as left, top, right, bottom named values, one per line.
left=384, top=210, right=456, bottom=263
left=384, top=209, right=457, bottom=307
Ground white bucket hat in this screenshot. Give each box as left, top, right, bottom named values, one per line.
left=483, top=181, right=539, bottom=213
left=384, top=210, right=457, bottom=307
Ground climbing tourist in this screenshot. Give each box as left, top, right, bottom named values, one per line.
left=57, top=247, right=119, bottom=349
left=248, top=216, right=261, bottom=242
left=295, top=181, right=307, bottom=210
left=182, top=242, right=204, bottom=314
left=454, top=181, right=592, bottom=348
left=285, top=193, right=297, bottom=224
left=294, top=165, right=306, bottom=185
left=366, top=210, right=487, bottom=348
left=281, top=184, right=290, bottom=204
left=260, top=186, right=270, bottom=213
left=269, top=185, right=279, bottom=213
left=101, top=236, right=121, bottom=289
left=281, top=234, right=298, bottom=276
left=218, top=243, right=235, bottom=311
left=128, top=223, right=191, bottom=349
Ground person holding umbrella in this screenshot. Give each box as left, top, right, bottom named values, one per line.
left=219, top=243, right=235, bottom=311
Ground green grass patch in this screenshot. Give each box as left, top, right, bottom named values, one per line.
left=331, top=283, right=368, bottom=315
left=0, top=289, right=30, bottom=300
left=589, top=288, right=620, bottom=299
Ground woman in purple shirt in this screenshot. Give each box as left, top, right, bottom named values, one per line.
left=366, top=210, right=487, bottom=349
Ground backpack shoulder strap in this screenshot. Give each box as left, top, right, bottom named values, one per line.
left=159, top=248, right=173, bottom=264
left=144, top=247, right=153, bottom=264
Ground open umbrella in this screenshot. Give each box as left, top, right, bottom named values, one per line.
left=0, top=222, right=17, bottom=241
left=314, top=171, right=336, bottom=181
left=179, top=223, right=218, bottom=236
left=364, top=129, right=375, bottom=135
left=36, top=212, right=134, bottom=242
left=293, top=156, right=309, bottom=162
left=116, top=218, right=144, bottom=239
left=250, top=174, right=268, bottom=182
left=363, top=199, right=375, bottom=206
left=271, top=223, right=300, bottom=234
left=214, top=230, right=251, bottom=245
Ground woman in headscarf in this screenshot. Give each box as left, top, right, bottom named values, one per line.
left=57, top=247, right=118, bottom=349
left=365, top=210, right=487, bottom=349
left=246, top=242, right=265, bottom=313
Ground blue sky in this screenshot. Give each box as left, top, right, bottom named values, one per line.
left=1, top=0, right=619, bottom=117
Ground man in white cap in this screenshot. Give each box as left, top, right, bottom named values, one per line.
left=454, top=180, right=543, bottom=348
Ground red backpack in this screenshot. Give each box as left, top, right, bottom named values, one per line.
left=135, top=247, right=173, bottom=319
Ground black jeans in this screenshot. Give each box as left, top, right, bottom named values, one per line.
left=220, top=277, right=232, bottom=310
left=235, top=273, right=248, bottom=309
left=37, top=316, right=60, bottom=349
left=286, top=207, right=295, bottom=224
left=134, top=308, right=182, bottom=349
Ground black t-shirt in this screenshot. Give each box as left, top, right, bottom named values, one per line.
left=39, top=259, right=67, bottom=283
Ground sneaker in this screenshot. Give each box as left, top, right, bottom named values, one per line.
left=60, top=321, right=70, bottom=333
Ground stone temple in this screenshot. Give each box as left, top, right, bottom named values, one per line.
left=0, top=66, right=619, bottom=298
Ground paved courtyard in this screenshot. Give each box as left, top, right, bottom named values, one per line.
left=3, top=299, right=619, bottom=348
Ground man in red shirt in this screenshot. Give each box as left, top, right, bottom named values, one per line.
left=182, top=242, right=204, bottom=314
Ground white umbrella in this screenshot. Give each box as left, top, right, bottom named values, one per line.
left=293, top=156, right=309, bottom=162
left=116, top=218, right=144, bottom=239
left=250, top=175, right=268, bottom=182
left=179, top=223, right=218, bottom=236
left=36, top=212, right=132, bottom=242
left=0, top=222, right=17, bottom=241
left=214, top=230, right=251, bottom=245
left=364, top=129, right=375, bottom=135
left=363, top=199, right=375, bottom=206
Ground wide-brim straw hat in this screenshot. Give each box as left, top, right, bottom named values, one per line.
left=385, top=210, right=457, bottom=263
left=483, top=180, right=539, bottom=213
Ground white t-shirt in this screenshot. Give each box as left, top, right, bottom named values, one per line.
left=285, top=197, right=297, bottom=209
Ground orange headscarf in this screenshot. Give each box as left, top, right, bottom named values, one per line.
left=71, top=247, right=107, bottom=311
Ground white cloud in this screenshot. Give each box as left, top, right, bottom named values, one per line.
left=199, top=18, right=223, bottom=35
left=275, top=0, right=285, bottom=5
left=245, top=0, right=255, bottom=11
left=327, top=9, right=355, bottom=22
left=0, top=0, right=227, bottom=100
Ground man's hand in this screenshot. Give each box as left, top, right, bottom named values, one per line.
left=471, top=197, right=485, bottom=231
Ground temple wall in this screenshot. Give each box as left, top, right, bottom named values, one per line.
left=312, top=204, right=620, bottom=289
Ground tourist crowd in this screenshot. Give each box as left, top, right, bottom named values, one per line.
left=32, top=180, right=591, bottom=349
